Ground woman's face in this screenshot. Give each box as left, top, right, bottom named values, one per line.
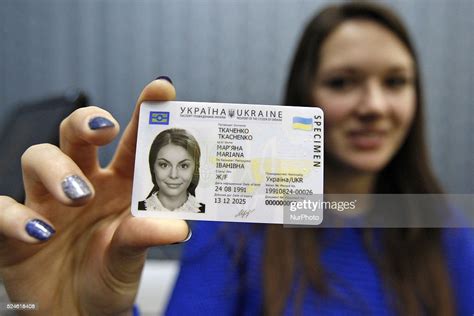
left=154, top=143, right=195, bottom=200
left=313, top=20, right=416, bottom=173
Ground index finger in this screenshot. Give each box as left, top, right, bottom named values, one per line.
left=109, top=77, right=175, bottom=178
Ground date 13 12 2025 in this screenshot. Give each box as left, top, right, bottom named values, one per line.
left=214, top=197, right=247, bottom=204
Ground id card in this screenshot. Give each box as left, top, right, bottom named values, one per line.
left=131, top=101, right=323, bottom=224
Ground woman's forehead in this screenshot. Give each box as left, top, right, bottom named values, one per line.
left=156, top=143, right=192, bottom=160
left=317, top=19, right=414, bottom=75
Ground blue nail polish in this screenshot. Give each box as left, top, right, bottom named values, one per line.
left=26, top=219, right=55, bottom=241
left=88, top=117, right=115, bottom=130
left=155, top=76, right=173, bottom=85
left=62, top=175, right=92, bottom=200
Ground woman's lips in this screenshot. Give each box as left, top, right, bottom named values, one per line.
left=346, top=130, right=387, bottom=150
left=165, top=183, right=183, bottom=189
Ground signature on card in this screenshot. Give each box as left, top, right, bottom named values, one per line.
left=234, top=209, right=256, bottom=219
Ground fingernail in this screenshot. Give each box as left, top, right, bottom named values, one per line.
left=26, top=219, right=55, bottom=241
left=155, top=76, right=173, bottom=85
left=172, top=224, right=192, bottom=245
left=88, top=117, right=115, bottom=130
left=62, top=175, right=92, bottom=200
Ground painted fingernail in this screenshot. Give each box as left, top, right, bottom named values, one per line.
left=155, top=76, right=173, bottom=85
left=183, top=225, right=192, bottom=242
left=88, top=116, right=115, bottom=130
left=172, top=224, right=192, bottom=245
left=62, top=175, right=92, bottom=200
left=26, top=219, right=55, bottom=241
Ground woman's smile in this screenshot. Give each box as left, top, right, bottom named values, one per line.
left=345, top=127, right=389, bottom=150
left=164, top=182, right=184, bottom=189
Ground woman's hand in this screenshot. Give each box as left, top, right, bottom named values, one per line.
left=0, top=78, right=189, bottom=315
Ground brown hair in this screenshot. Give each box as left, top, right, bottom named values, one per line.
left=264, top=2, right=454, bottom=315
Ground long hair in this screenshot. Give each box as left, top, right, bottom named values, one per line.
left=264, top=2, right=454, bottom=315
left=147, top=128, right=201, bottom=198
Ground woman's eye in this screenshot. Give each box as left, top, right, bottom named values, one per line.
left=180, top=163, right=189, bottom=169
left=385, top=76, right=410, bottom=89
left=324, top=77, right=356, bottom=91
left=158, top=162, right=168, bottom=168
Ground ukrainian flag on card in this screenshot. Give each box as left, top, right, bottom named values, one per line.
left=292, top=116, right=312, bottom=131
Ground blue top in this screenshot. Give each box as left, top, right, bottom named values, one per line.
left=166, top=222, right=474, bottom=315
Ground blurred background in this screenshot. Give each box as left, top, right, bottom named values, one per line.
left=0, top=0, right=473, bottom=314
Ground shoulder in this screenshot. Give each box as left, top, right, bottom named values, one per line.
left=442, top=228, right=474, bottom=312
left=167, top=222, right=265, bottom=314
left=443, top=228, right=474, bottom=258
left=443, top=228, right=474, bottom=263
left=182, top=221, right=264, bottom=260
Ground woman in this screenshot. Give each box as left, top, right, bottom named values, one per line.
left=138, top=128, right=205, bottom=213
left=0, top=2, right=471, bottom=316
left=166, top=2, right=472, bottom=315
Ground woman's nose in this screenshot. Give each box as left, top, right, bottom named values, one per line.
left=356, top=80, right=389, bottom=118
left=169, top=167, right=178, bottom=178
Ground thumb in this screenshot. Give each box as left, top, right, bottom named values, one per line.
left=107, top=217, right=190, bottom=284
